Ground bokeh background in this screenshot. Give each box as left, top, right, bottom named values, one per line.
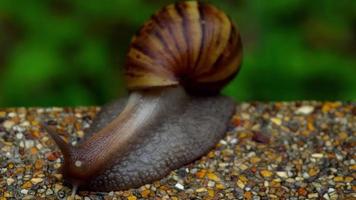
left=0, top=0, right=355, bottom=107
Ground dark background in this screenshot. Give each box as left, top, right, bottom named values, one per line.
left=0, top=0, right=355, bottom=107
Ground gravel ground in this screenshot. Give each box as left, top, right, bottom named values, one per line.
left=0, top=102, right=355, bottom=199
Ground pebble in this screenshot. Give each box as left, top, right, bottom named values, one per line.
left=45, top=189, right=54, bottom=195
left=127, top=195, right=137, bottom=200
left=307, top=193, right=318, bottom=198
left=237, top=180, right=245, bottom=189
left=196, top=188, right=207, bottom=193
left=271, top=118, right=282, bottom=125
left=276, top=171, right=288, bottom=178
left=174, top=183, right=184, bottom=190
left=30, top=178, right=43, bottom=184
left=21, top=189, right=29, bottom=195
left=16, top=132, right=23, bottom=139
left=207, top=172, right=220, bottom=181
left=140, top=189, right=150, bottom=198
left=295, top=106, right=314, bottom=115
left=6, top=178, right=15, bottom=185
left=311, top=153, right=324, bottom=158
left=260, top=170, right=273, bottom=178
left=22, top=181, right=33, bottom=189
left=3, top=120, right=15, bottom=129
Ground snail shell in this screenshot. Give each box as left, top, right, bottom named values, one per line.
left=125, top=1, right=242, bottom=94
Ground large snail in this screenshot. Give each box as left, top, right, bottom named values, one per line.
left=44, top=1, right=242, bottom=192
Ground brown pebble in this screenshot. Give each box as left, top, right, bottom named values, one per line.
left=244, top=191, right=252, bottom=200
left=297, top=187, right=308, bottom=196
left=34, top=160, right=43, bottom=170
left=260, top=170, right=273, bottom=178
left=140, top=190, right=150, bottom=198
left=252, top=131, right=270, bottom=144
left=46, top=152, right=60, bottom=161
left=308, top=167, right=319, bottom=177
left=196, top=169, right=207, bottom=179
left=127, top=195, right=137, bottom=200
left=30, top=147, right=38, bottom=155
left=22, top=181, right=33, bottom=189
left=207, top=172, right=220, bottom=181
left=334, top=176, right=344, bottom=182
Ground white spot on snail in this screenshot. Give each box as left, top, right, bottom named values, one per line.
left=74, top=160, right=82, bottom=168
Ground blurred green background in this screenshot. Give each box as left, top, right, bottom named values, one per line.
left=0, top=0, right=355, bottom=107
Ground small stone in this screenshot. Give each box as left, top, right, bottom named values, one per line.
left=216, top=183, right=225, bottom=189
left=174, top=183, right=184, bottom=190
left=244, top=191, right=252, bottom=200
left=308, top=193, right=318, bottom=198
left=329, top=192, right=338, bottom=200
left=207, top=172, right=220, bottom=181
left=252, top=132, right=270, bottom=144
left=308, top=167, right=319, bottom=177
left=250, top=156, right=261, bottom=164
left=53, top=174, right=63, bottom=180
left=54, top=184, right=63, bottom=192
left=323, top=193, right=330, bottom=200
left=34, top=160, right=43, bottom=170
left=22, top=181, right=32, bottom=189
left=285, top=178, right=295, bottom=183
left=311, top=153, right=323, bottom=158
left=195, top=169, right=207, bottom=178
left=333, top=176, right=344, bottom=182
left=30, top=147, right=38, bottom=155
left=24, top=140, right=34, bottom=148
left=239, top=164, right=248, bottom=170
left=6, top=178, right=15, bottom=185
left=46, top=152, right=60, bottom=161
left=328, top=188, right=335, bottom=193
left=127, top=195, right=137, bottom=200
left=344, top=176, right=353, bottom=183
left=196, top=187, right=207, bottom=192
left=239, top=175, right=248, bottom=183
left=297, top=187, right=308, bottom=196
left=140, top=190, right=150, bottom=198
left=77, top=130, right=84, bottom=138
left=236, top=180, right=245, bottom=189
left=20, top=189, right=28, bottom=195
left=260, top=170, right=273, bottom=178
left=30, top=178, right=43, bottom=184
left=207, top=189, right=215, bottom=197
left=338, top=132, right=348, bottom=140
left=3, top=120, right=15, bottom=129
left=16, top=132, right=23, bottom=139
left=45, top=189, right=54, bottom=195
left=271, top=118, right=282, bottom=125
left=204, top=181, right=213, bottom=188
left=295, top=106, right=314, bottom=115
left=276, top=171, right=288, bottom=178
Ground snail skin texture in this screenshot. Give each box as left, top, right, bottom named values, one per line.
left=44, top=1, right=242, bottom=192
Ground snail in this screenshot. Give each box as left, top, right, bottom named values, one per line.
left=44, top=1, right=242, bottom=192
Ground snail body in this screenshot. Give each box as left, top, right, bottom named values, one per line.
left=45, top=1, right=242, bottom=192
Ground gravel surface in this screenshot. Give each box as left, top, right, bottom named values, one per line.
left=0, top=102, right=355, bottom=199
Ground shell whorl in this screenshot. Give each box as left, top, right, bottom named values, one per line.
left=125, top=1, right=242, bottom=95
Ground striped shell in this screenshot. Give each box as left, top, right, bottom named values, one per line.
left=125, top=1, right=242, bottom=94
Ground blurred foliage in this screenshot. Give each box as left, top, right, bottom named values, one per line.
left=0, top=0, right=355, bottom=107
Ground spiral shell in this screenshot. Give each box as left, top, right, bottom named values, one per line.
left=125, top=1, right=242, bottom=94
